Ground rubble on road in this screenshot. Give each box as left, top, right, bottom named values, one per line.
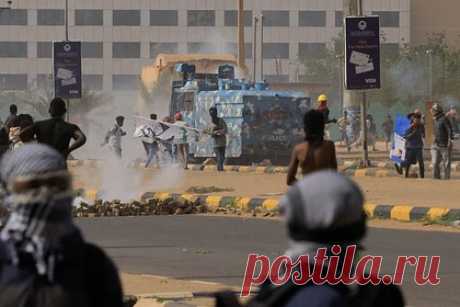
left=72, top=196, right=208, bottom=218
left=71, top=194, right=279, bottom=219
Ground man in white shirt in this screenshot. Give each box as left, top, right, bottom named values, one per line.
left=102, top=116, right=127, bottom=158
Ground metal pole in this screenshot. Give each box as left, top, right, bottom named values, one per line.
left=65, top=0, right=70, bottom=121
left=259, top=14, right=264, bottom=81
left=357, top=0, right=369, bottom=167
left=237, top=0, right=246, bottom=72
left=427, top=50, right=433, bottom=101
left=336, top=55, right=344, bottom=113
left=252, top=16, right=258, bottom=82
left=361, top=92, right=369, bottom=166
left=343, top=0, right=363, bottom=145
left=65, top=0, right=69, bottom=41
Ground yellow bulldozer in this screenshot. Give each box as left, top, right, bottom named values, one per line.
left=139, top=53, right=238, bottom=116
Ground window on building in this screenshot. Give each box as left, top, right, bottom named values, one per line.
left=82, top=42, right=103, bottom=58
left=75, top=10, right=103, bottom=26
left=0, top=9, right=27, bottom=25
left=0, top=42, right=27, bottom=57
left=262, top=43, right=289, bottom=59
left=372, top=11, right=400, bottom=27
left=224, top=42, right=252, bottom=59
left=187, top=10, right=215, bottom=27
left=264, top=75, right=289, bottom=83
left=83, top=74, right=103, bottom=91
left=299, top=11, right=326, bottom=27
left=224, top=10, right=252, bottom=27
left=113, top=10, right=141, bottom=26
left=187, top=42, right=215, bottom=53
left=335, top=11, right=343, bottom=27
left=150, top=42, right=178, bottom=58
left=37, top=42, right=52, bottom=58
left=37, top=9, right=65, bottom=26
left=262, top=11, right=289, bottom=27
left=0, top=74, right=27, bottom=90
left=150, top=10, right=178, bottom=26
left=298, top=43, right=327, bottom=58
left=112, top=42, right=141, bottom=58
left=112, top=74, right=139, bottom=91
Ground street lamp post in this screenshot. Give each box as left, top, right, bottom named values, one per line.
left=259, top=14, right=264, bottom=81
left=252, top=16, right=258, bottom=82
left=64, top=0, right=70, bottom=120
left=336, top=54, right=344, bottom=114
left=426, top=49, right=433, bottom=102
left=65, top=0, right=69, bottom=41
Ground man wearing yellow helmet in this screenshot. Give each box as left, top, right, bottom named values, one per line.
left=316, top=94, right=336, bottom=124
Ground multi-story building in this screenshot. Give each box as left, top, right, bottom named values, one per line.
left=0, top=0, right=410, bottom=94
left=411, top=0, right=460, bottom=48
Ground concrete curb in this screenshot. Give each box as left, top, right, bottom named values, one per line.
left=69, top=160, right=460, bottom=177
left=81, top=191, right=460, bottom=223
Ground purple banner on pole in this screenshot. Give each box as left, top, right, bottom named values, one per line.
left=53, top=41, right=82, bottom=99
left=345, top=16, right=381, bottom=90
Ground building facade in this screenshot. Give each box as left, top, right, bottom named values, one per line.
left=0, top=0, right=410, bottom=93
left=411, top=0, right=460, bottom=48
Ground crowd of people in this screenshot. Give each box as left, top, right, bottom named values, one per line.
left=2, top=93, right=459, bottom=306
left=0, top=98, right=87, bottom=162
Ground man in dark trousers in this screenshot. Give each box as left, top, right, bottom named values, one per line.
left=20, top=97, right=86, bottom=159
left=208, top=107, right=227, bottom=171
left=431, top=103, right=453, bottom=180
left=398, top=112, right=425, bottom=178
left=382, top=113, right=394, bottom=151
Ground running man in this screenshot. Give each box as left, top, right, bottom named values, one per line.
left=102, top=116, right=127, bottom=159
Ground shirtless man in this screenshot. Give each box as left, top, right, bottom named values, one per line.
left=286, top=110, right=338, bottom=185
left=20, top=98, right=86, bottom=159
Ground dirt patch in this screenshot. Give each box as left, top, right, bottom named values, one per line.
left=72, top=166, right=460, bottom=209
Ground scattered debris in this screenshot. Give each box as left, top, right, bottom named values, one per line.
left=186, top=186, right=234, bottom=194
left=73, top=197, right=207, bottom=217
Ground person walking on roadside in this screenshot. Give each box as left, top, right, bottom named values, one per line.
left=173, top=112, right=190, bottom=170
left=0, top=144, right=124, bottom=307
left=431, top=103, right=454, bottom=180
left=382, top=113, right=394, bottom=151
left=395, top=112, right=425, bottom=178
left=286, top=110, right=337, bottom=185
left=20, top=98, right=86, bottom=159
left=102, top=116, right=127, bottom=159
left=367, top=114, right=377, bottom=151
left=207, top=107, right=227, bottom=171
left=137, top=113, right=162, bottom=168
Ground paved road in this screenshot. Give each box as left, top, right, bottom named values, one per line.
left=78, top=216, right=460, bottom=307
